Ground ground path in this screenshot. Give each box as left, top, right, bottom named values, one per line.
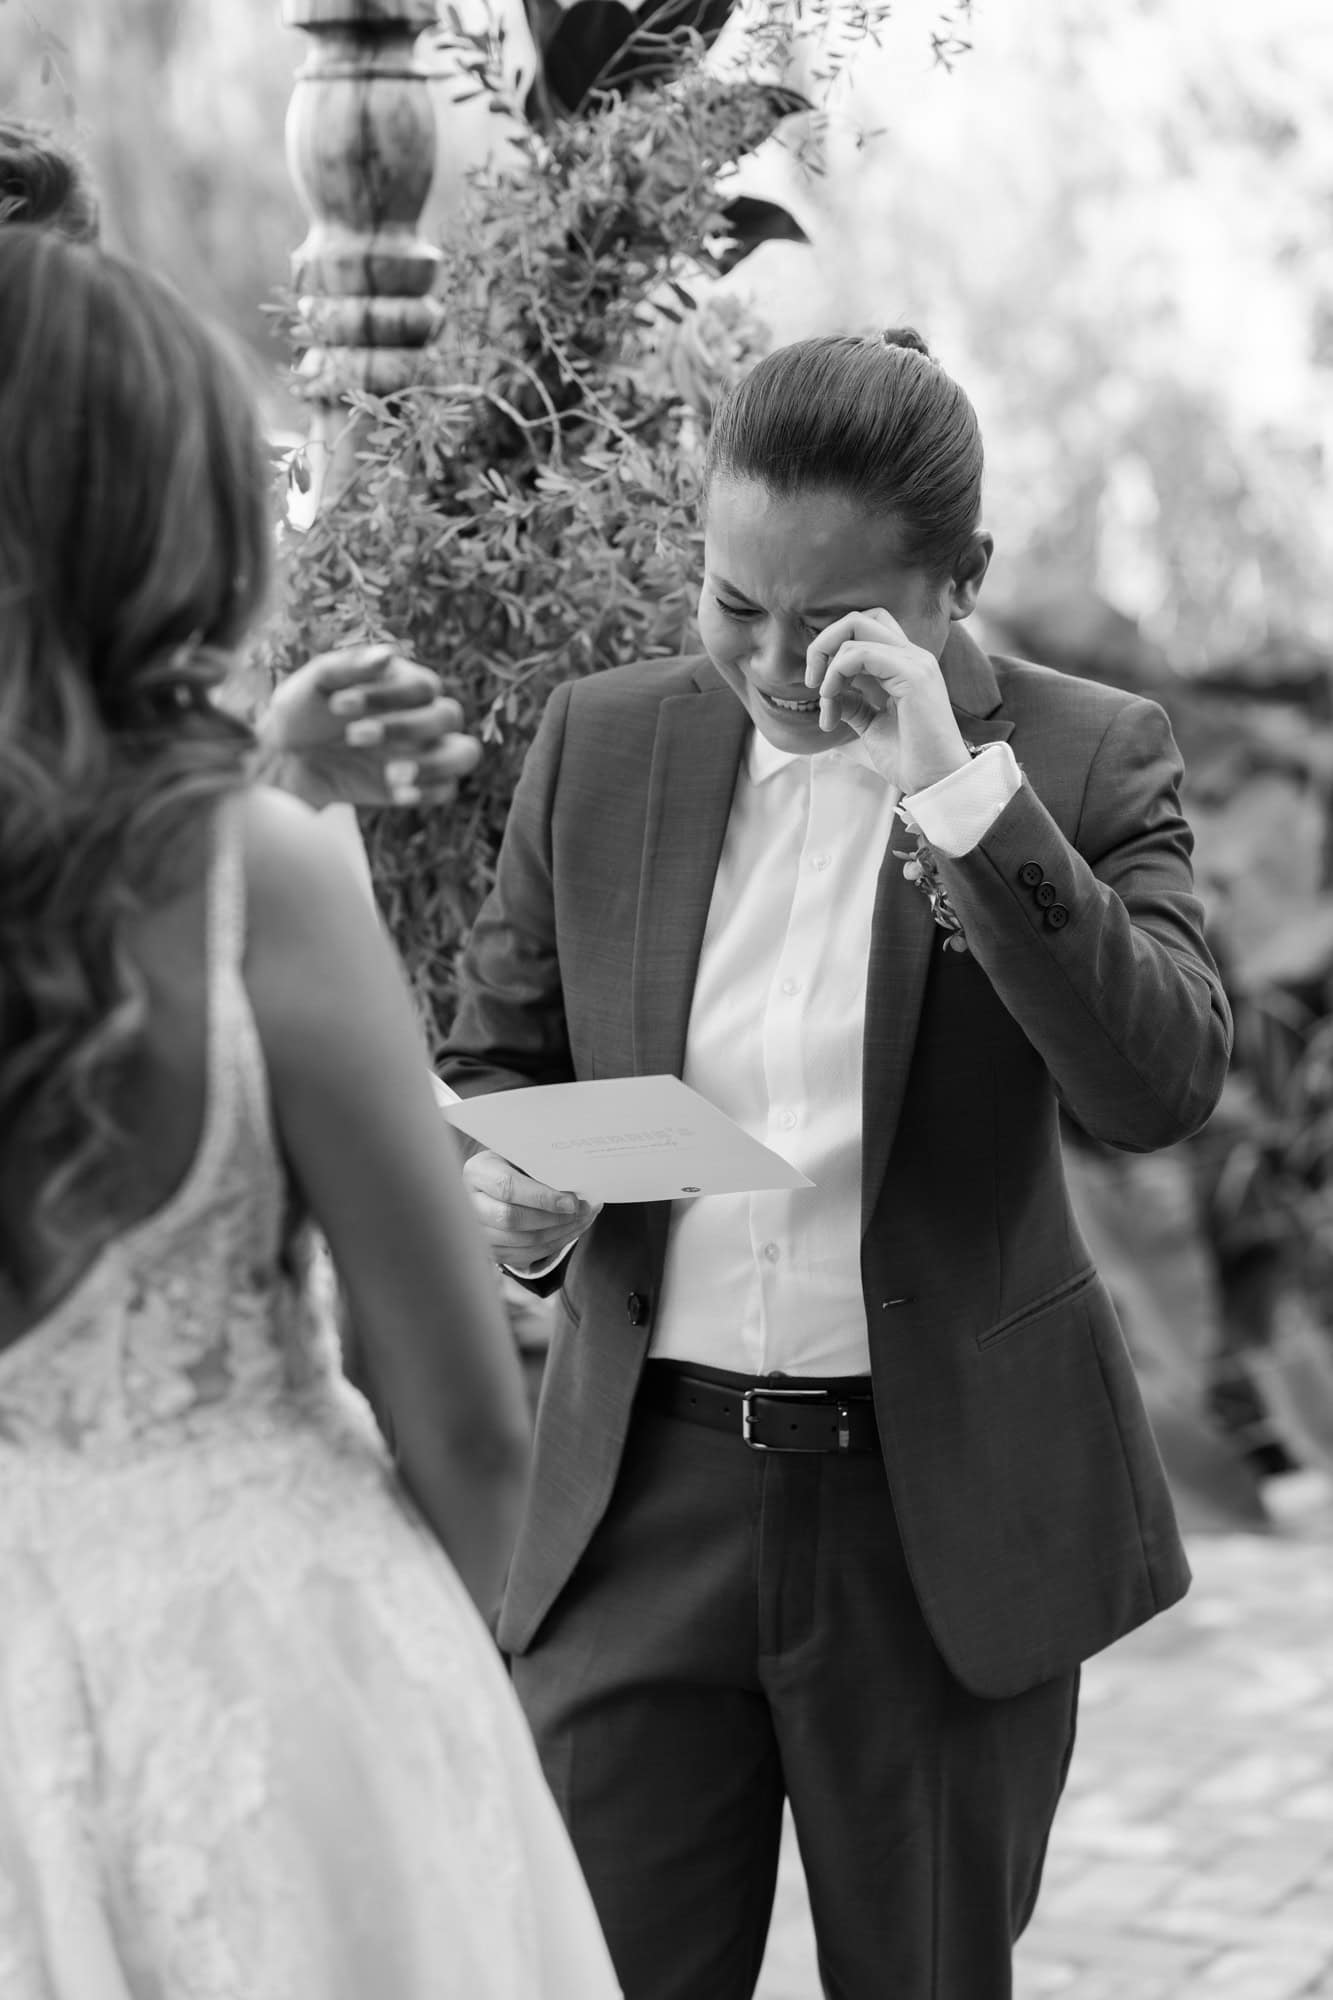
left=756, top=1502, right=1333, bottom=2000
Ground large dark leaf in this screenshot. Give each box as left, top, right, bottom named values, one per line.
left=704, top=193, right=808, bottom=274
left=522, top=0, right=739, bottom=122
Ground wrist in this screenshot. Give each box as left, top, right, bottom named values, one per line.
left=900, top=747, right=973, bottom=798
left=252, top=745, right=337, bottom=811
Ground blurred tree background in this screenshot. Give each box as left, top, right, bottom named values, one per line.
left=0, top=0, right=304, bottom=376
left=6, top=0, right=1333, bottom=1523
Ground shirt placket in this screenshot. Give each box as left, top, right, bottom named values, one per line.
left=750, top=762, right=829, bottom=1374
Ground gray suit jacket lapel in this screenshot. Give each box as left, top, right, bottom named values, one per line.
left=631, top=673, right=750, bottom=1080
left=860, top=626, right=1015, bottom=1233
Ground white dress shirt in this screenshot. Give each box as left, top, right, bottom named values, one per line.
left=648, top=732, right=1019, bottom=1377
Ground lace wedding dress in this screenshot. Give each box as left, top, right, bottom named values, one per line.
left=0, top=809, right=621, bottom=2000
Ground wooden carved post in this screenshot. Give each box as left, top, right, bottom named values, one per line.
left=283, top=0, right=442, bottom=493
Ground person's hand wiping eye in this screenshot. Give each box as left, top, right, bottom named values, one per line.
left=804, top=607, right=973, bottom=795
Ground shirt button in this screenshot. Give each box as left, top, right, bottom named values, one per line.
left=777, top=1110, right=797, bottom=1130
left=781, top=977, right=802, bottom=996
left=1018, top=861, right=1043, bottom=888
left=810, top=853, right=831, bottom=871
left=762, top=1242, right=781, bottom=1263
left=1035, top=880, right=1058, bottom=909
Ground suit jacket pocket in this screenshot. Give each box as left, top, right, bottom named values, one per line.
left=975, top=1265, right=1099, bottom=1350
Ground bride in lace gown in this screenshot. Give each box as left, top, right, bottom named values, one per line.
left=0, top=231, right=621, bottom=1998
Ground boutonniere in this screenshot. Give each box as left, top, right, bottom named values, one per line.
left=892, top=823, right=970, bottom=952
left=891, top=741, right=982, bottom=955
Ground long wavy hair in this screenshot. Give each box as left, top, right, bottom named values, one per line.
left=0, top=227, right=270, bottom=1300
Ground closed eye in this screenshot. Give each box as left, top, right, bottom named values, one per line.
left=713, top=597, right=823, bottom=637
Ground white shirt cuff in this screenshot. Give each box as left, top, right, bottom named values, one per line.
left=502, top=1245, right=573, bottom=1281
left=900, top=741, right=1021, bottom=858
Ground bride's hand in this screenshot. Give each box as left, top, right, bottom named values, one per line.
left=804, top=608, right=971, bottom=795
left=257, top=644, right=482, bottom=810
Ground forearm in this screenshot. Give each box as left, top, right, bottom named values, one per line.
left=339, top=1263, right=525, bottom=1612
left=395, top=1418, right=528, bottom=1619
left=348, top=1238, right=531, bottom=1615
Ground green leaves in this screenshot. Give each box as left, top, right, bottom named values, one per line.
left=259, top=2, right=830, bottom=1046
left=256, top=76, right=767, bottom=1042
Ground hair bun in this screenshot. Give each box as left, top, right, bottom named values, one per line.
left=0, top=116, right=99, bottom=243
left=880, top=326, right=933, bottom=360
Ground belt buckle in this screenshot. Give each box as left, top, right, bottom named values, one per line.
left=742, top=1384, right=834, bottom=1452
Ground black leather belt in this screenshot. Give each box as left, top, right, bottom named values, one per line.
left=638, top=1361, right=879, bottom=1454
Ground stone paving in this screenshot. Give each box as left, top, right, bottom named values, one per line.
left=755, top=1498, right=1333, bottom=2000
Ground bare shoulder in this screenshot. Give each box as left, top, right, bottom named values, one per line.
left=235, top=787, right=386, bottom=1046
left=127, top=790, right=338, bottom=975
left=237, top=786, right=372, bottom=947
left=232, top=791, right=440, bottom=1187
left=238, top=783, right=350, bottom=893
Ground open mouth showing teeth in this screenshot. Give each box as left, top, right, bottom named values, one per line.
left=761, top=689, right=820, bottom=714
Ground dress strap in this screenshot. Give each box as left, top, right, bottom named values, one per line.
left=207, top=792, right=248, bottom=977
left=201, top=790, right=287, bottom=1204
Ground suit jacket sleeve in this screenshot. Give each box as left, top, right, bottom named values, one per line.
left=933, top=694, right=1232, bottom=1151
left=440, top=680, right=576, bottom=1099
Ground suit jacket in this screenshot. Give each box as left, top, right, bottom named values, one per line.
left=441, top=626, right=1233, bottom=1699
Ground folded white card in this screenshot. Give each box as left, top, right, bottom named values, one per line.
left=438, top=1074, right=813, bottom=1204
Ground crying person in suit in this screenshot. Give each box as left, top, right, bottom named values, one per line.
left=440, top=329, right=1232, bottom=2000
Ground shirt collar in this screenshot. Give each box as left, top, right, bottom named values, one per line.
left=746, top=724, right=884, bottom=785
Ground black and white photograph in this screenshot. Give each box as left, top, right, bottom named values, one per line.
left=1, top=1, right=1331, bottom=1995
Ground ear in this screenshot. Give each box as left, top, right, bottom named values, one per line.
left=944, top=530, right=993, bottom=621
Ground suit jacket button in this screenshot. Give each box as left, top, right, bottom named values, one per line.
left=627, top=1293, right=649, bottom=1325
left=1045, top=903, right=1070, bottom=930
left=1035, top=880, right=1058, bottom=908
left=1018, top=861, right=1043, bottom=887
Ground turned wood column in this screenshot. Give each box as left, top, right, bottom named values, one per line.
left=283, top=0, right=442, bottom=487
